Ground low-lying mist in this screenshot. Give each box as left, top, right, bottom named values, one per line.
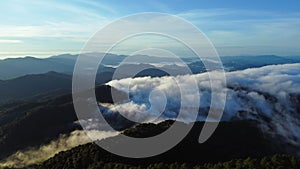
left=0, top=130, right=118, bottom=168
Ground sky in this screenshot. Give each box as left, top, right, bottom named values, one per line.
left=0, top=0, right=300, bottom=58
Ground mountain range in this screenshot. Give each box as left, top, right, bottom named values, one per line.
left=0, top=54, right=300, bottom=168
left=1, top=54, right=300, bottom=80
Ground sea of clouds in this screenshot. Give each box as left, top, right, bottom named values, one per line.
left=105, top=63, right=300, bottom=145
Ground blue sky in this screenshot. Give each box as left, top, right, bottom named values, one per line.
left=0, top=0, right=299, bottom=58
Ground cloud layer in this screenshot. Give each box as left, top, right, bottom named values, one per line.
left=106, top=63, right=300, bottom=145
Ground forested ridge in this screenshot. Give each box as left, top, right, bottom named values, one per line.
left=9, top=120, right=298, bottom=169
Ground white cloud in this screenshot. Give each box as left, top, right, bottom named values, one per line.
left=106, top=63, right=300, bottom=145
left=0, top=1, right=111, bottom=41
left=0, top=39, right=23, bottom=44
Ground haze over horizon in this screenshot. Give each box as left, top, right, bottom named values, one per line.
left=0, top=0, right=300, bottom=59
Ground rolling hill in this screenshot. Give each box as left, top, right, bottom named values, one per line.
left=29, top=120, right=298, bottom=169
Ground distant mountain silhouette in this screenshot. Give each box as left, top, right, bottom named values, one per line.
left=220, top=55, right=299, bottom=71
left=0, top=53, right=124, bottom=80
left=0, top=55, right=76, bottom=80
left=0, top=53, right=187, bottom=80
left=2, top=54, right=299, bottom=80
left=0, top=71, right=72, bottom=103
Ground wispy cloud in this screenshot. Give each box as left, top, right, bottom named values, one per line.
left=0, top=39, right=23, bottom=44
left=0, top=21, right=107, bottom=42
left=29, top=0, right=110, bottom=21
left=0, top=1, right=299, bottom=57
left=74, top=0, right=118, bottom=15
left=176, top=9, right=300, bottom=55
left=0, top=0, right=111, bottom=40
left=0, top=1, right=114, bottom=58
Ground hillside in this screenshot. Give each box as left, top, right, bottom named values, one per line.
left=27, top=120, right=298, bottom=169
left=0, top=85, right=128, bottom=160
